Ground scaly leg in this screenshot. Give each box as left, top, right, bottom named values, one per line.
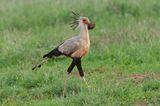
left=75, top=58, right=90, bottom=88
left=63, top=73, right=70, bottom=97
left=63, top=60, right=75, bottom=97
left=82, top=77, right=90, bottom=88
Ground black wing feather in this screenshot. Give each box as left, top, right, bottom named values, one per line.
left=43, top=47, right=63, bottom=58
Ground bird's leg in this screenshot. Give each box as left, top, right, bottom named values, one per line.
left=63, top=60, right=75, bottom=97
left=75, top=58, right=90, bottom=88
left=63, top=73, right=70, bottom=98
left=82, top=77, right=90, bottom=88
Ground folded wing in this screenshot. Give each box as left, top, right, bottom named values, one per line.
left=58, top=36, right=82, bottom=57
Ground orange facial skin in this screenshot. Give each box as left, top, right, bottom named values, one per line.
left=82, top=19, right=96, bottom=30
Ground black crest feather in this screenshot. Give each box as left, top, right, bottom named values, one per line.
left=70, top=11, right=80, bottom=30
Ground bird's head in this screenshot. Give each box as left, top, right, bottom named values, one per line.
left=70, top=11, right=96, bottom=30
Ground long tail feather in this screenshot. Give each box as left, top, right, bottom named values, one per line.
left=32, top=46, right=63, bottom=70
left=32, top=58, right=48, bottom=70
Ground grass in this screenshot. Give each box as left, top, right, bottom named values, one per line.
left=0, top=0, right=160, bottom=105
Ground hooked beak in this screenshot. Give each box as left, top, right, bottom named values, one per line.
left=87, top=21, right=96, bottom=30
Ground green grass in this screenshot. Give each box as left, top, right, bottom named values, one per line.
left=0, top=0, right=160, bottom=105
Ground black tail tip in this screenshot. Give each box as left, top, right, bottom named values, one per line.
left=38, top=64, right=41, bottom=68
left=32, top=66, right=36, bottom=70
left=32, top=64, right=41, bottom=71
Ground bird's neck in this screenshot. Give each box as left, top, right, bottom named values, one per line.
left=79, top=24, right=90, bottom=44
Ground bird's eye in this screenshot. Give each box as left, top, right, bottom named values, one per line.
left=83, top=19, right=87, bottom=22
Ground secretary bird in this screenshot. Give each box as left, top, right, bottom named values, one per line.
left=32, top=12, right=95, bottom=97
